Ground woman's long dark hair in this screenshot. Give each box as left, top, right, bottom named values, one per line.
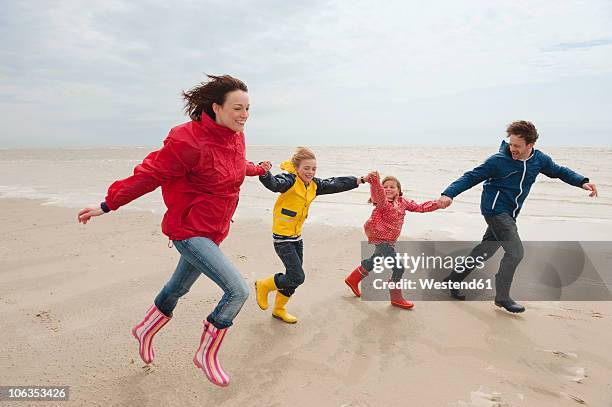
left=182, top=74, right=248, bottom=121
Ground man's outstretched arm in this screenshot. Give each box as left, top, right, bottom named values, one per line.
left=440, top=156, right=497, bottom=206
left=540, top=155, right=597, bottom=197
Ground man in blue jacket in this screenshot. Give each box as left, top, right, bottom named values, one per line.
left=438, top=121, right=598, bottom=313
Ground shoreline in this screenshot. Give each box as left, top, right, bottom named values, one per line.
left=2, top=194, right=611, bottom=242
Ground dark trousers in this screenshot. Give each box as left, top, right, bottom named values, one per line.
left=273, top=240, right=305, bottom=297
left=361, top=242, right=405, bottom=282
left=448, top=212, right=524, bottom=300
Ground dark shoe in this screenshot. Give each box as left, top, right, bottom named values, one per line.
left=443, top=276, right=466, bottom=301
left=494, top=299, right=525, bottom=313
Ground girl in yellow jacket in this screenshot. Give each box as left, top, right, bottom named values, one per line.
left=256, top=147, right=371, bottom=323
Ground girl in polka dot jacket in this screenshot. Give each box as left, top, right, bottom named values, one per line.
left=344, top=171, right=441, bottom=309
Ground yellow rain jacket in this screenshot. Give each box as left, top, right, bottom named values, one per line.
left=259, top=161, right=359, bottom=238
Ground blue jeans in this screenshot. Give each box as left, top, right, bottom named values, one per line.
left=154, top=237, right=249, bottom=329
left=446, top=212, right=524, bottom=301
left=273, top=240, right=305, bottom=297
left=361, top=242, right=405, bottom=282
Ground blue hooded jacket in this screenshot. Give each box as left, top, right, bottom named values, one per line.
left=441, top=141, right=589, bottom=218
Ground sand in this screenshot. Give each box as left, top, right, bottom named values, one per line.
left=1, top=198, right=611, bottom=406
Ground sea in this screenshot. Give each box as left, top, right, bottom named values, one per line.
left=1, top=145, right=611, bottom=240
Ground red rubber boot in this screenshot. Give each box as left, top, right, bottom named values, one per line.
left=345, top=266, right=368, bottom=297
left=389, top=286, right=414, bottom=310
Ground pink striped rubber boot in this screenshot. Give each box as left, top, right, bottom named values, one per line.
left=193, top=321, right=230, bottom=387
left=131, top=304, right=171, bottom=364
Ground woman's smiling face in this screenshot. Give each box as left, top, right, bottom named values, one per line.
left=213, top=90, right=250, bottom=132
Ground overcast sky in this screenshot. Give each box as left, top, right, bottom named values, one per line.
left=1, top=0, right=611, bottom=148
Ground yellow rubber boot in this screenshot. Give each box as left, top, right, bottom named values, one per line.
left=255, top=275, right=277, bottom=310
left=272, top=292, right=298, bottom=324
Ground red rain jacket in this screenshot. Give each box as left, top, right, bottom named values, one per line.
left=364, top=173, right=439, bottom=244
left=105, top=113, right=265, bottom=244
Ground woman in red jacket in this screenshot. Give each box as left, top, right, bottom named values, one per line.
left=77, top=74, right=269, bottom=387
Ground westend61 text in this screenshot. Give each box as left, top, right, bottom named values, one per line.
left=372, top=278, right=493, bottom=291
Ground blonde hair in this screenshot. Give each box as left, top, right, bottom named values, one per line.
left=291, top=146, right=316, bottom=168
left=368, top=175, right=403, bottom=205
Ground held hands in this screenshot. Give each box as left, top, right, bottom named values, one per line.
left=361, top=171, right=378, bottom=184
left=435, top=182, right=596, bottom=209
left=582, top=183, right=598, bottom=197
left=437, top=195, right=453, bottom=209
left=260, top=161, right=272, bottom=172
left=77, top=205, right=104, bottom=224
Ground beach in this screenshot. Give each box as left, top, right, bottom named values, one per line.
left=1, top=146, right=612, bottom=406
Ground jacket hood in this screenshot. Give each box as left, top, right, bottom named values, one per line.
left=280, top=160, right=297, bottom=175
left=499, top=140, right=510, bottom=156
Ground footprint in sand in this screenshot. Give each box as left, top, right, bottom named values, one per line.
left=540, top=349, right=587, bottom=384
left=34, top=310, right=60, bottom=333
left=141, top=364, right=155, bottom=374
left=545, top=313, right=576, bottom=320
left=458, top=386, right=510, bottom=407
left=547, top=309, right=606, bottom=321
left=537, top=350, right=588, bottom=404
left=562, top=367, right=587, bottom=384
left=561, top=392, right=586, bottom=404
left=541, top=349, right=578, bottom=359
left=528, top=385, right=587, bottom=405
